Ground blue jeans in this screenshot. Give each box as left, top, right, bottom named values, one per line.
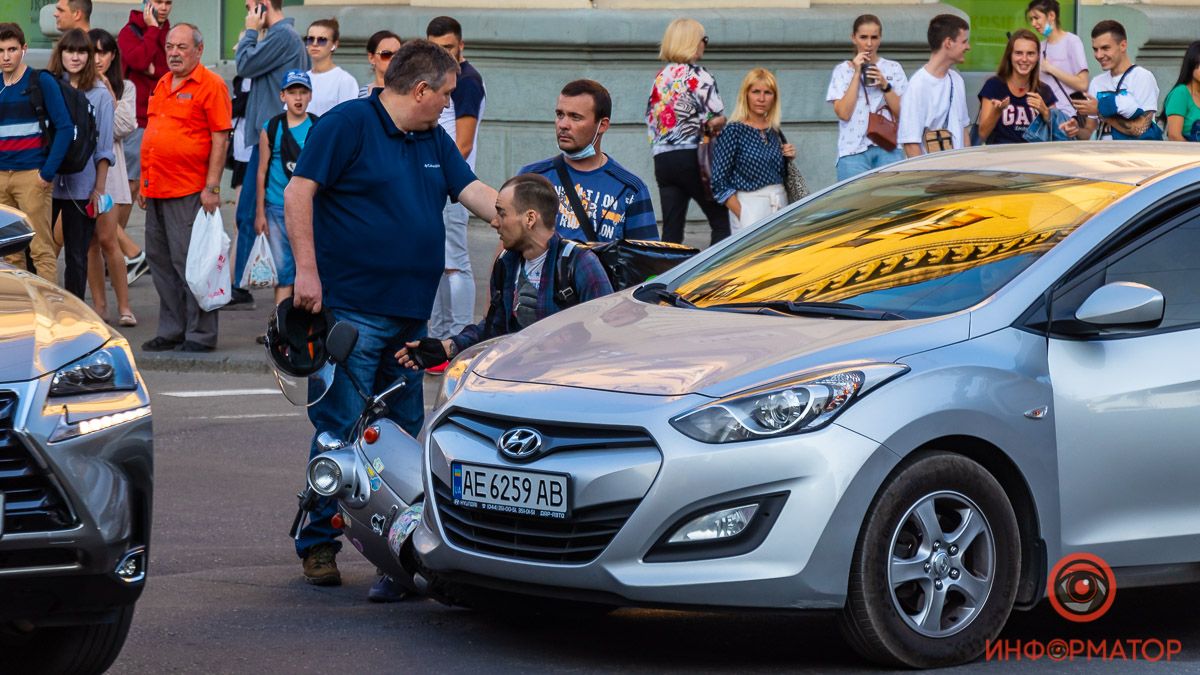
left=296, top=308, right=427, bottom=558
left=264, top=203, right=296, bottom=286
left=234, top=145, right=259, bottom=288
left=836, top=145, right=906, bottom=182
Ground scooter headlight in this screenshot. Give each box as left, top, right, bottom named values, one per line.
left=308, top=457, right=342, bottom=496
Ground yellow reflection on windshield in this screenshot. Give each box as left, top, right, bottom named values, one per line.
left=676, top=176, right=1131, bottom=307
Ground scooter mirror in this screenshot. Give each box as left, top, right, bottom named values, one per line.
left=327, top=321, right=359, bottom=364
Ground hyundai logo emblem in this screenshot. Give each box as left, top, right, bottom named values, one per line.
left=498, top=427, right=544, bottom=460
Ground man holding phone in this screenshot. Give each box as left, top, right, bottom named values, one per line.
left=232, top=0, right=308, bottom=311
left=1064, top=20, right=1160, bottom=140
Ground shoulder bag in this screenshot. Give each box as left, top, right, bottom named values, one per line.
left=923, top=75, right=956, bottom=153
left=777, top=130, right=809, bottom=204
left=1100, top=65, right=1163, bottom=140
left=552, top=156, right=699, bottom=291
left=860, top=73, right=898, bottom=152
left=696, top=120, right=715, bottom=200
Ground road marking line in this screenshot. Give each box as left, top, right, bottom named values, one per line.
left=207, top=413, right=303, bottom=420
left=159, top=388, right=281, bottom=398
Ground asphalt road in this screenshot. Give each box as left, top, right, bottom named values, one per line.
left=109, top=370, right=1200, bottom=674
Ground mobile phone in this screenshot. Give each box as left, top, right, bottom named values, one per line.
left=1069, top=91, right=1087, bottom=101
left=256, top=2, right=266, bottom=15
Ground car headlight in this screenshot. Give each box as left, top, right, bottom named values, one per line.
left=670, top=363, right=908, bottom=444
left=50, top=344, right=137, bottom=396
left=433, top=337, right=506, bottom=409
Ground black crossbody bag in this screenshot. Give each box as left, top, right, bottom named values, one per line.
left=551, top=156, right=698, bottom=291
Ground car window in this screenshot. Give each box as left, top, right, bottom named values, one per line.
left=1105, top=217, right=1200, bottom=330
left=671, top=171, right=1131, bottom=319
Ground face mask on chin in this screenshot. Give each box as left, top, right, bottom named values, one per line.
left=563, top=126, right=601, bottom=161
left=1041, top=24, right=1053, bottom=38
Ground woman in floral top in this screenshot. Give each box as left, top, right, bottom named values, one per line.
left=646, top=18, right=729, bottom=245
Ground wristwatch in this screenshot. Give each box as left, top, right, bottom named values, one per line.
left=205, top=185, right=221, bottom=195
left=882, top=82, right=893, bottom=94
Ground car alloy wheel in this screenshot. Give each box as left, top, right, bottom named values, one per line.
left=840, top=451, right=1020, bottom=668
left=888, top=490, right=995, bottom=638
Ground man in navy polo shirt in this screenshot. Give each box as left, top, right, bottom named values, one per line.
left=284, top=40, right=498, bottom=591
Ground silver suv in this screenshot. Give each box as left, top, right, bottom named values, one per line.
left=0, top=212, right=153, bottom=673
left=417, top=144, right=1200, bottom=667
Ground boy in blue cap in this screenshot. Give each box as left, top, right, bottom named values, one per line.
left=255, top=69, right=316, bottom=314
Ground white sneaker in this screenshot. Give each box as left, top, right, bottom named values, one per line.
left=126, top=251, right=149, bottom=285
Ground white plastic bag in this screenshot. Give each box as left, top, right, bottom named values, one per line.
left=185, top=208, right=232, bottom=311
left=239, top=232, right=277, bottom=290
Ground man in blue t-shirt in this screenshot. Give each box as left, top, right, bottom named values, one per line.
left=520, top=79, right=658, bottom=243
left=255, top=69, right=314, bottom=308
left=426, top=16, right=486, bottom=360
left=284, top=41, right=499, bottom=590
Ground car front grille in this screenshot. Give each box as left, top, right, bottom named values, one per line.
left=440, top=410, right=656, bottom=461
left=0, top=394, right=75, bottom=533
left=433, top=476, right=638, bottom=564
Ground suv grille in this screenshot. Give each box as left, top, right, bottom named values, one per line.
left=0, top=394, right=75, bottom=533
left=434, top=477, right=637, bottom=564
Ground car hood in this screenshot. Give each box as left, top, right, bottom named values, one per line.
left=0, top=268, right=111, bottom=382
left=471, top=292, right=970, bottom=397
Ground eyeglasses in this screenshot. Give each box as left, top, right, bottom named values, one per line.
left=701, top=35, right=709, bottom=45
left=375, top=50, right=395, bottom=60
left=304, top=36, right=329, bottom=46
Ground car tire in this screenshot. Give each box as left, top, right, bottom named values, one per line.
left=839, top=451, right=1020, bottom=668
left=2, top=604, right=136, bottom=675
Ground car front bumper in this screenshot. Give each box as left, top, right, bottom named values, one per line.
left=0, top=373, right=153, bottom=623
left=415, top=374, right=900, bottom=610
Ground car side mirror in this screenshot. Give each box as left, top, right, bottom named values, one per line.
left=0, top=213, right=34, bottom=257
left=1074, top=281, right=1164, bottom=331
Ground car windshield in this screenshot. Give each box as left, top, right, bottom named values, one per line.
left=671, top=171, right=1132, bottom=319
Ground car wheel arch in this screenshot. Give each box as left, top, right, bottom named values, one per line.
left=887, top=437, right=1046, bottom=609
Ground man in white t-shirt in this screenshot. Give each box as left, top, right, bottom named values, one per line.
left=1067, top=20, right=1160, bottom=141
left=424, top=15, right=488, bottom=374
left=898, top=14, right=972, bottom=158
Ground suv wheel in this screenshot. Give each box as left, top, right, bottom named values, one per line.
left=840, top=452, right=1020, bottom=668
left=1, top=604, right=136, bottom=675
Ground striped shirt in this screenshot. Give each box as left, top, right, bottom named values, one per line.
left=0, top=67, right=74, bottom=180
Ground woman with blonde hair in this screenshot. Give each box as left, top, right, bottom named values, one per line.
left=710, top=68, right=795, bottom=232
left=645, top=18, right=730, bottom=245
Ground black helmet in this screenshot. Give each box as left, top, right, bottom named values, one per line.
left=265, top=297, right=335, bottom=377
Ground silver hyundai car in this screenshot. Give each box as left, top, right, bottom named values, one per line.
left=415, top=143, right=1200, bottom=667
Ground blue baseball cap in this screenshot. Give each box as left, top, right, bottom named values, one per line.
left=281, top=69, right=312, bottom=92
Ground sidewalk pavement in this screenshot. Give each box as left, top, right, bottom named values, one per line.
left=112, top=198, right=714, bottom=375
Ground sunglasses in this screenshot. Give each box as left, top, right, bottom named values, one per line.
left=375, top=50, right=395, bottom=60
left=304, top=36, right=329, bottom=46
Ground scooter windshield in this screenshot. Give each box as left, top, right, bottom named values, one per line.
left=272, top=361, right=336, bottom=407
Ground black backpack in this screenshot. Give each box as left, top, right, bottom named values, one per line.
left=266, top=112, right=318, bottom=179
left=491, top=241, right=585, bottom=313
left=27, top=70, right=97, bottom=175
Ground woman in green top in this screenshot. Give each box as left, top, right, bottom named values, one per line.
left=1162, top=41, right=1200, bottom=142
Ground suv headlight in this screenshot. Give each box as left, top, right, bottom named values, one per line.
left=670, top=363, right=908, bottom=444
left=50, top=343, right=137, bottom=396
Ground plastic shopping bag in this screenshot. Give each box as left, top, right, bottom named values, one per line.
left=239, top=233, right=277, bottom=290
left=185, top=208, right=232, bottom=312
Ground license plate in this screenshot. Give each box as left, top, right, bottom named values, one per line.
left=451, top=462, right=569, bottom=520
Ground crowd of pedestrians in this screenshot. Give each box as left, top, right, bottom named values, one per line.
left=3, top=1, right=1200, bottom=597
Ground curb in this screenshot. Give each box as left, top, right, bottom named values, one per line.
left=136, top=352, right=273, bottom=375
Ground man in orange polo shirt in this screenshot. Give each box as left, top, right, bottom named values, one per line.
left=140, top=23, right=232, bottom=353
